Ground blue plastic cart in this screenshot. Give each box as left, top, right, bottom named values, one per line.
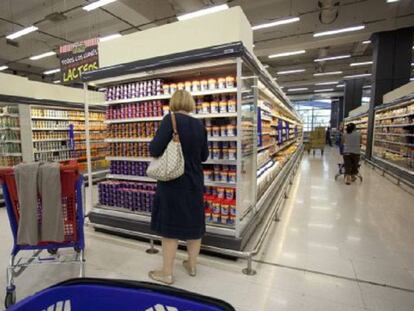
left=0, top=163, right=86, bottom=308
left=6, top=278, right=235, bottom=310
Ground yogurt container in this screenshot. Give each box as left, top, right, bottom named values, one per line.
left=218, top=77, right=226, bottom=89
left=208, top=78, right=217, bottom=90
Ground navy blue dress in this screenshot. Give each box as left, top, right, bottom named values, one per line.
left=149, top=113, right=209, bottom=240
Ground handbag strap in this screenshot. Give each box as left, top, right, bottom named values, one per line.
left=171, top=112, right=180, bottom=143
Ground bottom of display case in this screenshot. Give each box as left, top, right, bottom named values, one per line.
left=89, top=145, right=304, bottom=253
left=371, top=156, right=414, bottom=185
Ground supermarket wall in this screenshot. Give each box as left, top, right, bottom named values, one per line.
left=0, top=73, right=104, bottom=104
left=98, top=6, right=253, bottom=67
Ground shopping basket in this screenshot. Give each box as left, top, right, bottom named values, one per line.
left=6, top=278, right=235, bottom=311
left=0, top=161, right=85, bottom=308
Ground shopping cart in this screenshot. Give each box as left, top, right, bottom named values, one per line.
left=0, top=162, right=85, bottom=308
left=6, top=278, right=235, bottom=311
left=334, top=162, right=363, bottom=182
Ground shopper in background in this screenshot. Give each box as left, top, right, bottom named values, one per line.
left=342, top=123, right=361, bottom=185
left=148, top=90, right=209, bottom=285
left=325, top=127, right=332, bottom=146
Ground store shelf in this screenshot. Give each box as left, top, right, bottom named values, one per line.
left=31, top=116, right=69, bottom=120
left=204, top=158, right=237, bottom=165
left=374, top=139, right=414, bottom=147
left=258, top=144, right=273, bottom=152
left=1, top=153, right=22, bottom=157
left=208, top=136, right=237, bottom=142
left=374, top=147, right=409, bottom=157
left=105, top=138, right=152, bottom=143
left=106, top=156, right=151, bottom=162
left=0, top=113, right=19, bottom=118
left=101, top=88, right=238, bottom=106
left=271, top=139, right=297, bottom=156
left=195, top=112, right=238, bottom=119
left=0, top=140, right=21, bottom=143
left=104, top=112, right=237, bottom=123
left=375, top=133, right=414, bottom=137
left=105, top=116, right=163, bottom=124
left=0, top=127, right=20, bottom=131
left=204, top=180, right=236, bottom=187
left=375, top=123, right=414, bottom=128
left=106, top=174, right=156, bottom=182
left=261, top=115, right=272, bottom=122
left=34, top=148, right=71, bottom=153
left=33, top=138, right=69, bottom=142
left=32, top=128, right=69, bottom=131
left=376, top=112, right=414, bottom=121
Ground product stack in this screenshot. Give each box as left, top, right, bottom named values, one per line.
left=373, top=98, right=414, bottom=171
left=31, top=107, right=109, bottom=171
left=0, top=105, right=22, bottom=166
left=99, top=76, right=238, bottom=227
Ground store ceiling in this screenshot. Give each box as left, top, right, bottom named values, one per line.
left=0, top=0, right=413, bottom=100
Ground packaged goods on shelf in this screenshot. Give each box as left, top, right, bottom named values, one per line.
left=105, top=79, right=164, bottom=101
left=0, top=105, right=22, bottom=166
left=257, top=161, right=280, bottom=200
left=32, top=120, right=69, bottom=130
left=31, top=108, right=68, bottom=118
left=110, top=161, right=149, bottom=176
left=208, top=141, right=237, bottom=161
left=108, top=122, right=160, bottom=138
left=206, top=118, right=237, bottom=138
left=0, top=116, right=19, bottom=128
left=106, top=101, right=164, bottom=119
left=109, top=142, right=150, bottom=157
left=203, top=165, right=237, bottom=184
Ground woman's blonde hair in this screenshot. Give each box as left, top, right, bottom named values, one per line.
left=169, top=90, right=195, bottom=113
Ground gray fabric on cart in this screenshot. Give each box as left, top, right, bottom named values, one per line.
left=14, top=162, right=40, bottom=245
left=38, top=162, right=64, bottom=242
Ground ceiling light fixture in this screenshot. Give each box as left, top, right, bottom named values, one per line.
left=43, top=68, right=60, bottom=75
left=313, top=25, right=365, bottom=37
left=336, top=84, right=345, bottom=88
left=314, top=55, right=351, bottom=62
left=362, top=40, right=371, bottom=44
left=252, top=17, right=300, bottom=31
left=313, top=71, right=343, bottom=76
left=363, top=85, right=372, bottom=89
left=269, top=50, right=306, bottom=59
left=53, top=80, right=61, bottom=84
left=99, top=33, right=122, bottom=42
left=277, top=69, right=306, bottom=75
left=30, top=51, right=56, bottom=61
left=315, top=81, right=339, bottom=86
left=344, top=73, right=371, bottom=79
left=350, top=61, right=373, bottom=66
left=83, top=0, right=117, bottom=11
left=263, top=65, right=269, bottom=68
left=177, top=4, right=229, bottom=21
left=386, top=0, right=400, bottom=3
left=287, top=87, right=308, bottom=92
left=314, top=88, right=334, bottom=92
left=6, top=26, right=38, bottom=40
left=0, top=66, right=9, bottom=71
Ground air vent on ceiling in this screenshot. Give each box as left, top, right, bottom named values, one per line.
left=45, top=12, right=67, bottom=22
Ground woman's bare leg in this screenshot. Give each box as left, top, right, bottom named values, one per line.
left=186, top=239, right=202, bottom=268
left=162, top=237, right=178, bottom=275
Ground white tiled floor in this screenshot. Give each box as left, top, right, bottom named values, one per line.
left=1, top=147, right=414, bottom=310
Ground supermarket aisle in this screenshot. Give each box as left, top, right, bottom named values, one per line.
left=1, top=148, right=414, bottom=310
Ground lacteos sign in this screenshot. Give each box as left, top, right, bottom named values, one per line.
left=59, top=38, right=99, bottom=83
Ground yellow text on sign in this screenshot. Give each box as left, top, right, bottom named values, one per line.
left=63, top=62, right=98, bottom=82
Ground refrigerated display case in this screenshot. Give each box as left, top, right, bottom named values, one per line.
left=83, top=42, right=303, bottom=251
left=344, top=112, right=368, bottom=156
left=372, top=94, right=414, bottom=183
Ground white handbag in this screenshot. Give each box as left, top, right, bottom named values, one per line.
left=146, top=112, right=185, bottom=181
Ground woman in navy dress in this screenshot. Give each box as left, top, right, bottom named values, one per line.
left=149, top=90, right=209, bottom=285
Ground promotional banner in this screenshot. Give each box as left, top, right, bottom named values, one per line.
left=59, top=38, right=99, bottom=83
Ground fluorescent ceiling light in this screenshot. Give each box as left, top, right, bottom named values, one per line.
left=362, top=40, right=371, bottom=44
left=350, top=61, right=373, bottom=66
left=336, top=84, right=345, bottom=88
left=344, top=73, right=371, bottom=79
left=0, top=66, right=8, bottom=71
left=314, top=25, right=365, bottom=37
left=252, top=17, right=300, bottom=31
left=288, top=87, right=308, bottom=92
left=43, top=68, right=60, bottom=75
left=269, top=50, right=306, bottom=59
left=30, top=51, right=56, bottom=60
left=315, top=81, right=339, bottom=85
left=83, top=0, right=116, bottom=11
left=363, top=85, right=371, bottom=89
left=6, top=26, right=38, bottom=40
left=387, top=0, right=400, bottom=3
left=314, top=88, right=334, bottom=92
left=410, top=77, right=414, bottom=81
left=314, top=55, right=351, bottom=62
left=263, top=65, right=269, bottom=68
left=53, top=80, right=60, bottom=84
left=362, top=96, right=370, bottom=102
left=277, top=69, right=306, bottom=75
left=177, top=4, right=229, bottom=21
left=313, top=71, right=342, bottom=76
left=99, top=33, right=122, bottom=42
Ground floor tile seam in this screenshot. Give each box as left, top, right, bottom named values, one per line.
left=350, top=258, right=370, bottom=310
left=253, top=259, right=414, bottom=294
